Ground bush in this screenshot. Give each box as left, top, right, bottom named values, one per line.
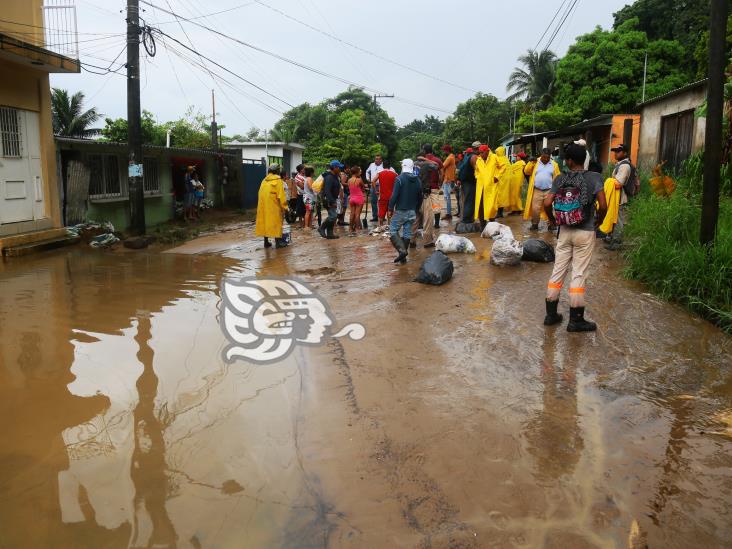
left=623, top=170, right=732, bottom=332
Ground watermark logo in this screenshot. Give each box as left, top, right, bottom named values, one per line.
left=220, top=277, right=365, bottom=364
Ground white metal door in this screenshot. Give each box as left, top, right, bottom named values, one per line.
left=0, top=108, right=43, bottom=224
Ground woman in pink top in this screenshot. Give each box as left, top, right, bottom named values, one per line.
left=347, top=166, right=366, bottom=234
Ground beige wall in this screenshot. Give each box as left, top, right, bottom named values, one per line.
left=0, top=57, right=61, bottom=227
left=0, top=0, right=45, bottom=46
left=638, top=87, right=707, bottom=171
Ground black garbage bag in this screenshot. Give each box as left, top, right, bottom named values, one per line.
left=415, top=251, right=454, bottom=285
left=522, top=239, right=555, bottom=262
left=455, top=221, right=482, bottom=234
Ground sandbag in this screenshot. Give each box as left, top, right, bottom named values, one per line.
left=521, top=239, right=555, bottom=262
left=455, top=221, right=482, bottom=234
left=415, top=251, right=454, bottom=285
left=435, top=234, right=476, bottom=254
left=490, top=238, right=523, bottom=266
left=481, top=221, right=513, bottom=240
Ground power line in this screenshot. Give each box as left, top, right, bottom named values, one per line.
left=155, top=1, right=257, bottom=24
left=543, top=0, right=581, bottom=52
left=153, top=29, right=294, bottom=109
left=139, top=0, right=453, bottom=115
left=532, top=0, right=569, bottom=52
left=253, top=0, right=479, bottom=95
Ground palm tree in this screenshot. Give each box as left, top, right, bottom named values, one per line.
left=51, top=88, right=102, bottom=137
left=506, top=49, right=558, bottom=109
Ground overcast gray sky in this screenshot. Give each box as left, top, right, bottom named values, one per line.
left=50, top=0, right=632, bottom=134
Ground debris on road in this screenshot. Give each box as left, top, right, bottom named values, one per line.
left=522, top=239, right=555, bottom=262
left=455, top=221, right=482, bottom=234
left=436, top=234, right=476, bottom=254
left=481, top=221, right=513, bottom=240
left=490, top=237, right=523, bottom=266
left=415, top=250, right=454, bottom=285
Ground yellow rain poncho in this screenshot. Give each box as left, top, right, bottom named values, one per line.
left=493, top=146, right=511, bottom=214
left=506, top=159, right=525, bottom=213
left=523, top=159, right=560, bottom=221
left=598, top=177, right=621, bottom=234
left=255, top=173, right=288, bottom=238
left=474, top=153, right=497, bottom=220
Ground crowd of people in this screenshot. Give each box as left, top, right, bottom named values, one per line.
left=255, top=139, right=638, bottom=331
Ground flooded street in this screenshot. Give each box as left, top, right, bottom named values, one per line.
left=1, top=215, right=730, bottom=548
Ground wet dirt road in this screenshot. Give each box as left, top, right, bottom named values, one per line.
left=1, top=215, right=731, bottom=548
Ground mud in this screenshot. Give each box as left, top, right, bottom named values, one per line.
left=0, top=214, right=730, bottom=548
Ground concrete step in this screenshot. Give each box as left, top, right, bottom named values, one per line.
left=0, top=227, right=70, bottom=253
left=3, top=234, right=80, bottom=257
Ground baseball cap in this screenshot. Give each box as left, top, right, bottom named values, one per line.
left=471, top=140, right=482, bottom=148
left=328, top=160, right=345, bottom=169
left=478, top=144, right=490, bottom=153
left=401, top=158, right=414, bottom=173
left=610, top=143, right=628, bottom=153
left=465, top=147, right=474, bottom=154
left=517, top=152, right=527, bottom=159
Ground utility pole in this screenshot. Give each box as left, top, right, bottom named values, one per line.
left=700, top=0, right=727, bottom=247
left=641, top=51, right=648, bottom=103
left=126, top=0, right=145, bottom=235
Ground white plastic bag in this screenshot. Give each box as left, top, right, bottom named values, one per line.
left=435, top=234, right=476, bottom=254
left=481, top=221, right=514, bottom=240
left=490, top=237, right=523, bottom=266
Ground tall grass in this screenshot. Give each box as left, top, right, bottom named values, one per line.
left=623, top=159, right=732, bottom=333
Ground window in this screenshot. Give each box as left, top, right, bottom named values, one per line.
left=143, top=157, right=160, bottom=194
left=88, top=154, right=122, bottom=198
left=0, top=107, right=22, bottom=158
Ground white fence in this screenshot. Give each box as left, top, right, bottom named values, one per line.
left=42, top=0, right=79, bottom=60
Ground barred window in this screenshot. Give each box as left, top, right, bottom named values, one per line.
left=88, top=154, right=122, bottom=198
left=0, top=107, right=22, bottom=158
left=143, top=157, right=160, bottom=194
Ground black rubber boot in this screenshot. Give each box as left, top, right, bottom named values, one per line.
left=567, top=307, right=597, bottom=332
left=325, top=219, right=339, bottom=239
left=402, top=238, right=410, bottom=258
left=497, top=208, right=504, bottom=218
left=264, top=237, right=272, bottom=248
left=391, top=234, right=407, bottom=264
left=434, top=213, right=441, bottom=228
left=275, top=238, right=287, bottom=249
left=543, top=299, right=563, bottom=326
left=317, top=221, right=327, bottom=238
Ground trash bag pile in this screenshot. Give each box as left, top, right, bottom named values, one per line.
left=415, top=251, right=454, bottom=285
left=455, top=221, right=482, bottom=234
left=481, top=221, right=514, bottom=240
left=67, top=220, right=119, bottom=248
left=490, top=237, right=523, bottom=266
left=90, top=233, right=120, bottom=248
left=436, top=234, right=476, bottom=254
left=522, top=239, right=555, bottom=263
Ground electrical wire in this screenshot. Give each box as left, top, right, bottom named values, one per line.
left=155, top=1, right=257, bottom=25
left=543, top=0, right=581, bottom=53
left=139, top=0, right=453, bottom=115
left=254, top=0, right=480, bottom=94
left=532, top=0, right=568, bottom=52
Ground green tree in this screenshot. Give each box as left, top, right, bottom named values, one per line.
left=396, top=115, right=446, bottom=158
left=506, top=49, right=558, bottom=109
left=515, top=105, right=581, bottom=133
left=101, top=110, right=166, bottom=145
left=309, top=109, right=381, bottom=167
left=442, top=93, right=512, bottom=149
left=553, top=19, right=688, bottom=117
left=51, top=88, right=101, bottom=137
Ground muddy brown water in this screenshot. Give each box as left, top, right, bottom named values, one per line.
left=0, top=215, right=730, bottom=548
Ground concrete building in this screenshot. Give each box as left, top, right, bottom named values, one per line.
left=56, top=138, right=245, bottom=230
left=637, top=79, right=708, bottom=172
left=226, top=141, right=305, bottom=174
left=0, top=0, right=80, bottom=252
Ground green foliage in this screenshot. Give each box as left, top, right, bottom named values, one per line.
left=101, top=110, right=166, bottom=145
left=553, top=19, right=689, bottom=117
left=101, top=107, right=213, bottom=149
left=51, top=88, right=101, bottom=137
left=613, top=0, right=730, bottom=77
left=272, top=88, right=398, bottom=167
left=515, top=105, right=581, bottom=133
left=442, top=93, right=512, bottom=149
left=693, top=14, right=732, bottom=79
left=396, top=115, right=445, bottom=159
left=624, top=165, right=732, bottom=332
left=506, top=49, right=558, bottom=109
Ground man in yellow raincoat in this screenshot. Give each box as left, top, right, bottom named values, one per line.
left=474, top=144, right=497, bottom=225
left=506, top=151, right=526, bottom=214
left=255, top=165, right=289, bottom=248
left=523, top=147, right=560, bottom=231
left=492, top=146, right=510, bottom=218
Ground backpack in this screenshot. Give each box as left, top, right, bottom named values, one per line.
left=415, top=160, right=436, bottom=196
left=458, top=153, right=474, bottom=183
left=553, top=171, right=592, bottom=227
left=616, top=159, right=639, bottom=197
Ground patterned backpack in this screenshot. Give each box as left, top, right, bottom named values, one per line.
left=553, top=171, right=592, bottom=226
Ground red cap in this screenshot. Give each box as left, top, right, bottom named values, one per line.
left=465, top=147, right=474, bottom=154
left=478, top=144, right=490, bottom=152
left=517, top=152, right=527, bottom=159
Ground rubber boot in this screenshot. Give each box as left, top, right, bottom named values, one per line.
left=497, top=208, right=504, bottom=218
left=434, top=213, right=441, bottom=228
left=567, top=307, right=597, bottom=332
left=391, top=234, right=407, bottom=264
left=264, top=237, right=272, bottom=248
left=317, top=220, right=327, bottom=238
left=325, top=218, right=339, bottom=239
left=275, top=238, right=287, bottom=249
left=402, top=238, right=410, bottom=259
left=543, top=299, right=563, bottom=326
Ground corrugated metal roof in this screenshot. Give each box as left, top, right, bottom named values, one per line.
left=638, top=79, right=708, bottom=108
left=55, top=136, right=240, bottom=158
